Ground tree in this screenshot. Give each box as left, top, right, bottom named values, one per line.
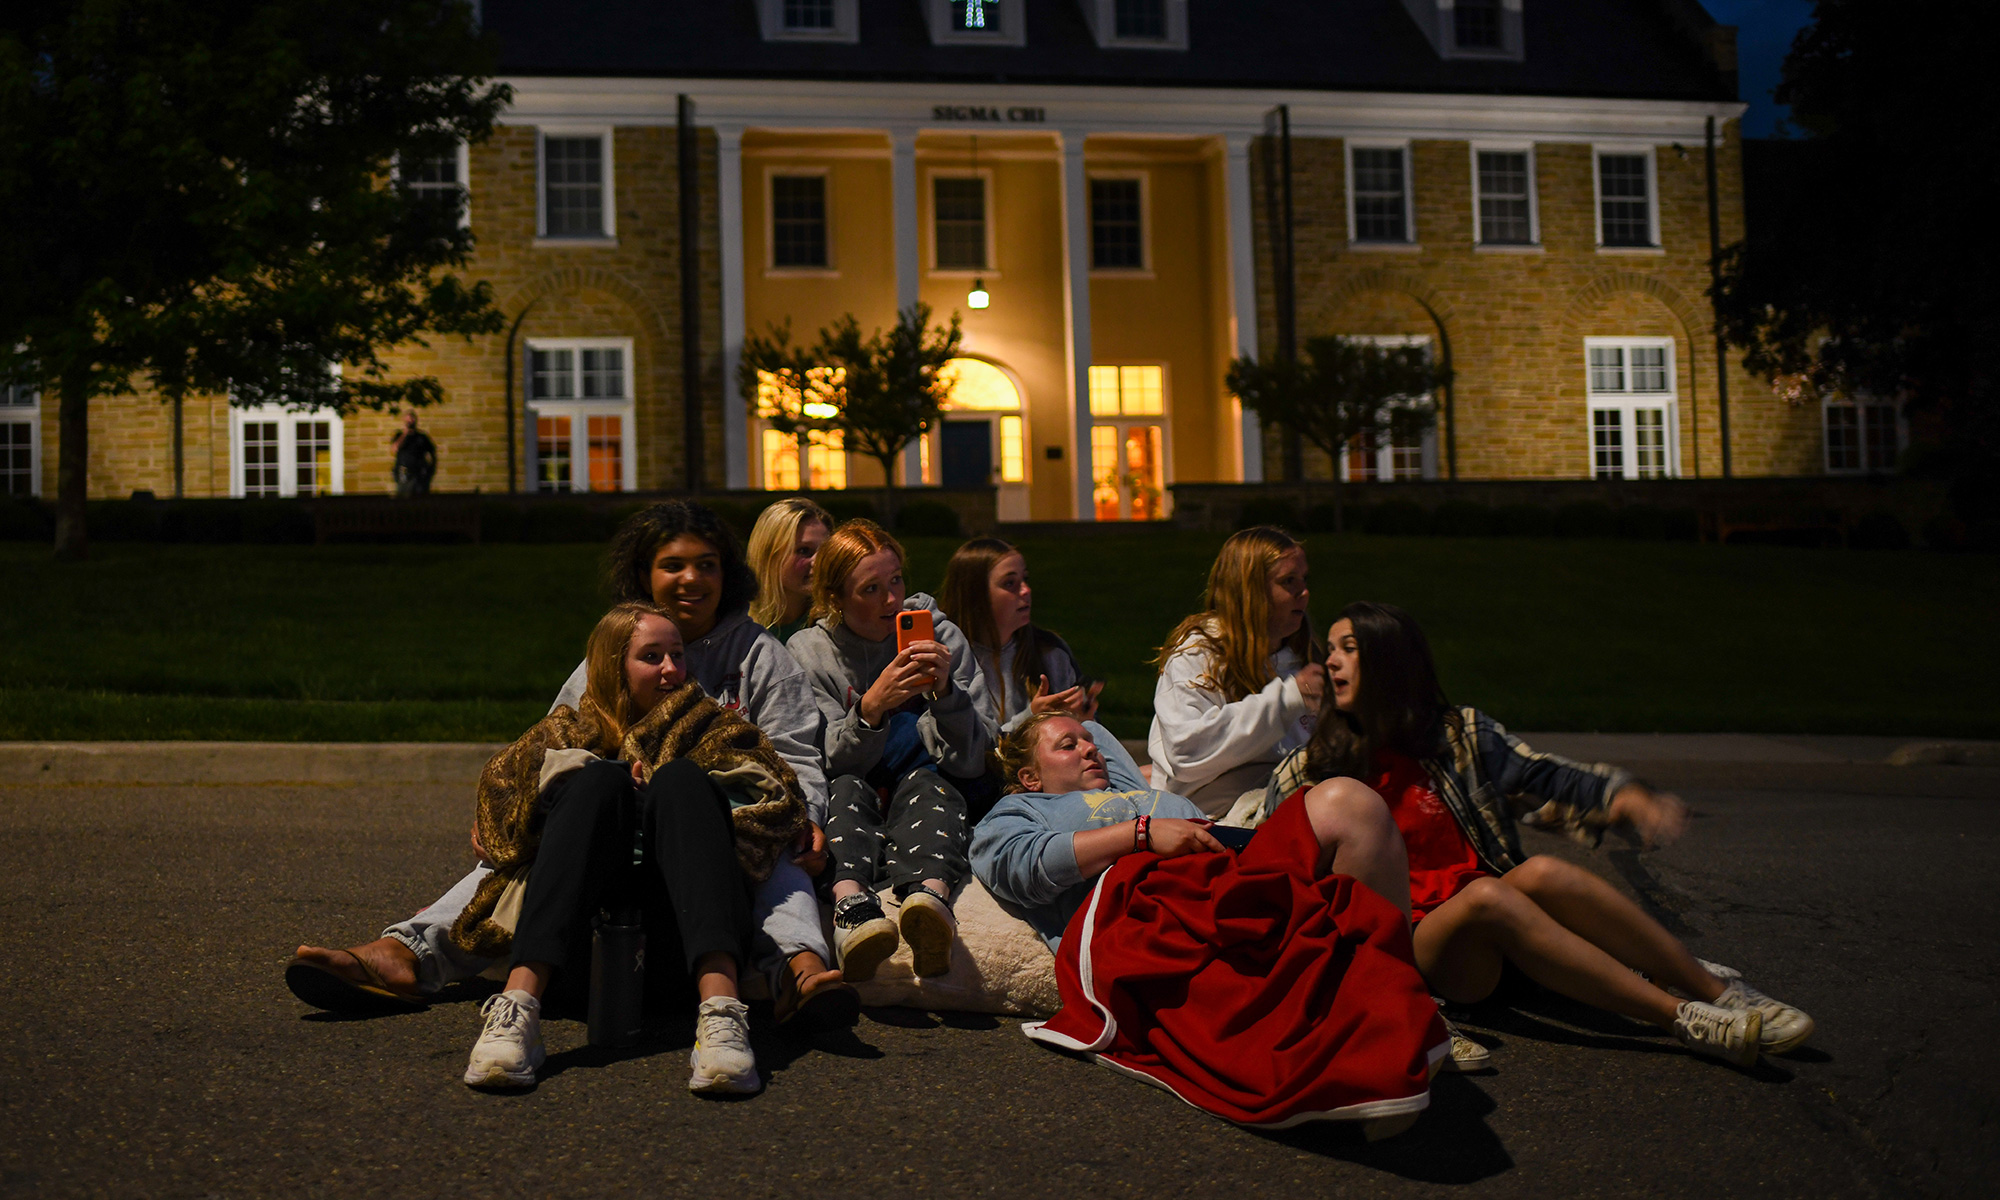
left=1227, top=337, right=1449, bottom=532
left=0, top=0, right=511, bottom=558
left=1712, top=0, right=2000, bottom=539
left=739, top=303, right=962, bottom=521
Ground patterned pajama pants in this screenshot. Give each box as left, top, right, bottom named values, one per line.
left=825, top=769, right=970, bottom=897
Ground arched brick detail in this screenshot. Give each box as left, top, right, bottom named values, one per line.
left=1318, top=267, right=1460, bottom=341
left=1557, top=270, right=1709, bottom=344
left=500, top=266, right=673, bottom=340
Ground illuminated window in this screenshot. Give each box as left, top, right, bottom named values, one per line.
left=1088, top=364, right=1163, bottom=416
left=936, top=357, right=1027, bottom=488
left=761, top=426, right=846, bottom=490
left=529, top=338, right=635, bottom=492
left=999, top=415, right=1024, bottom=483
left=1086, top=363, right=1168, bottom=519
left=229, top=405, right=346, bottom=498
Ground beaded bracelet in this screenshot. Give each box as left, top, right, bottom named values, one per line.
left=1135, top=814, right=1152, bottom=853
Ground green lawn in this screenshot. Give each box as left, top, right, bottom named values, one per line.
left=3, top=535, right=1995, bottom=741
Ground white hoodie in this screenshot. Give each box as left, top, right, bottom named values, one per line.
left=1146, top=627, right=1315, bottom=817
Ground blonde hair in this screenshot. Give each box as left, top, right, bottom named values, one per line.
left=1152, top=526, right=1318, bottom=703
left=997, top=710, right=1074, bottom=794
left=575, top=601, right=678, bottom=754
left=808, top=518, right=906, bottom=624
left=747, top=497, right=834, bottom=628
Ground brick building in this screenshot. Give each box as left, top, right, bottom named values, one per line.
left=8, top=0, right=1855, bottom=520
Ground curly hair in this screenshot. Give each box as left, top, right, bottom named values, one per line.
left=996, top=709, right=1076, bottom=794
left=604, top=500, right=758, bottom=617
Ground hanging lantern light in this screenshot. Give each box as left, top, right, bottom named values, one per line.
left=967, top=278, right=990, bottom=309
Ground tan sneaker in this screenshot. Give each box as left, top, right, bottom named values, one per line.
left=1673, top=999, right=1761, bottom=1067
left=1439, top=1013, right=1493, bottom=1073
left=898, top=887, right=957, bottom=978
left=462, top=989, right=545, bottom=1089
left=1714, top=977, right=1815, bottom=1054
left=831, top=894, right=899, bottom=984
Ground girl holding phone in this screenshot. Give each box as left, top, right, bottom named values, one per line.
left=784, top=519, right=996, bottom=981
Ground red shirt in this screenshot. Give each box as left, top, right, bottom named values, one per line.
left=1370, top=750, right=1488, bottom=922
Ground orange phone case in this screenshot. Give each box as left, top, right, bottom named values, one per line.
left=895, top=610, right=938, bottom=686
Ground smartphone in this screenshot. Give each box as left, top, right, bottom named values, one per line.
left=896, top=610, right=938, bottom=687
left=1206, top=824, right=1256, bottom=851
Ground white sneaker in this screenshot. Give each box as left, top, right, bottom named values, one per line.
left=1439, top=1013, right=1493, bottom=1073
left=1714, top=977, right=1815, bottom=1054
left=832, top=895, right=899, bottom=984
left=1673, top=999, right=1761, bottom=1067
left=688, top=996, right=761, bottom=1095
left=898, top=888, right=957, bottom=979
left=463, top=989, right=545, bottom=1089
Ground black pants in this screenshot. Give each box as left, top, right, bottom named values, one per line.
left=826, top=769, right=970, bottom=896
left=511, top=758, right=749, bottom=1001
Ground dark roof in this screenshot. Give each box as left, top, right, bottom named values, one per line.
left=484, top=0, right=1737, bottom=103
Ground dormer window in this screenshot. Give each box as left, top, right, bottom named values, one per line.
left=1398, top=0, right=1523, bottom=61
left=924, top=0, right=1025, bottom=45
left=1079, top=0, right=1188, bottom=49
left=755, top=0, right=858, bottom=42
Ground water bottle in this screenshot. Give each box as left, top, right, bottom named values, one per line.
left=587, top=906, right=645, bottom=1047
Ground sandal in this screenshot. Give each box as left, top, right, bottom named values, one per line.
left=285, top=948, right=427, bottom=1015
left=773, top=955, right=860, bottom=1030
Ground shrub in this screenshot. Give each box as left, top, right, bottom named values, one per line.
left=240, top=499, right=314, bottom=544
left=1554, top=502, right=1616, bottom=538
left=1364, top=500, right=1427, bottom=536
left=1661, top=508, right=1701, bottom=541
left=477, top=500, right=527, bottom=542
left=87, top=499, right=163, bottom=541
left=1302, top=501, right=1352, bottom=533
left=0, top=498, right=52, bottom=540
left=1237, top=496, right=1298, bottom=531
left=521, top=502, right=610, bottom=544
left=896, top=498, right=961, bottom=537
left=163, top=501, right=243, bottom=544
left=1430, top=501, right=1494, bottom=537
left=1492, top=504, right=1554, bottom=537
left=822, top=495, right=880, bottom=525
left=1613, top=504, right=1671, bottom=541
left=1848, top=510, right=1911, bottom=551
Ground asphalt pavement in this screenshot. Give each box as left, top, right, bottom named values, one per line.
left=2, top=743, right=1995, bottom=1199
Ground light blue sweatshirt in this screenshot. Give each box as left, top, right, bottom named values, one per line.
left=969, top=721, right=1202, bottom=951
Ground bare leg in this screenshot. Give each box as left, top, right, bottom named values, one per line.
left=1413, top=876, right=1686, bottom=1028
left=1301, top=778, right=1412, bottom=921
left=294, top=937, right=420, bottom=996
left=1504, top=856, right=1726, bottom=1002
left=694, top=951, right=740, bottom=1002
left=830, top=879, right=865, bottom=902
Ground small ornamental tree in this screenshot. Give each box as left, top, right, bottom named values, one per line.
left=1226, top=337, right=1451, bottom=532
left=0, top=0, right=511, bottom=558
left=740, top=302, right=962, bottom=521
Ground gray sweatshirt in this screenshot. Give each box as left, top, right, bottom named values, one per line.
left=983, top=631, right=1082, bottom=734
left=969, top=721, right=1202, bottom=951
left=784, top=592, right=995, bottom=779
left=554, top=608, right=829, bottom=823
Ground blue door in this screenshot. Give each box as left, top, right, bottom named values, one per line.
left=941, top=420, right=992, bottom=488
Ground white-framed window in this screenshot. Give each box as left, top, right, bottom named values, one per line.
left=229, top=405, right=345, bottom=498
left=1824, top=399, right=1903, bottom=474
left=1, top=383, right=41, bottom=497
left=1079, top=0, right=1189, bottom=49
left=1347, top=142, right=1416, bottom=246
left=927, top=168, right=995, bottom=274
left=1593, top=146, right=1660, bottom=250
left=1584, top=337, right=1678, bottom=479
left=1087, top=172, right=1148, bottom=272
left=1087, top=363, right=1171, bottom=520
left=537, top=130, right=615, bottom=241
left=1471, top=144, right=1538, bottom=247
left=397, top=141, right=470, bottom=228
left=754, top=0, right=859, bottom=41
left=527, top=338, right=637, bottom=492
left=922, top=0, right=1026, bottom=45
left=767, top=168, right=834, bottom=273
left=1334, top=336, right=1439, bottom=482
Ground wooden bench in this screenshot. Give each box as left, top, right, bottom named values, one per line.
left=1699, top=511, right=1844, bottom=548
left=312, top=496, right=482, bottom=545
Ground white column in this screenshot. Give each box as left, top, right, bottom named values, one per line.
left=1223, top=132, right=1264, bottom=483
left=1060, top=130, right=1096, bottom=519
left=891, top=128, right=927, bottom=487
left=717, top=125, right=749, bottom=488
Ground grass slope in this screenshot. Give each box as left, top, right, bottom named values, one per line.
left=2, top=535, right=1993, bottom=741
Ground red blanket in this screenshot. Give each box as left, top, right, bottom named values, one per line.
left=1024, top=792, right=1448, bottom=1128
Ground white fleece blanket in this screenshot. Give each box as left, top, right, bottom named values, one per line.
left=840, top=878, right=1060, bottom=1017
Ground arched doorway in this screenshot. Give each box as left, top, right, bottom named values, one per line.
left=933, top=357, right=1030, bottom=521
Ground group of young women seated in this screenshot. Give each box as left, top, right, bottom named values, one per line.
left=285, top=500, right=1814, bottom=1133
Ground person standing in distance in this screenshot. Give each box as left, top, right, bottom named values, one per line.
left=391, top=410, right=438, bottom=497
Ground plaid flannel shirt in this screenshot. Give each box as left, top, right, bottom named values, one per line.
left=1263, top=707, right=1635, bottom=875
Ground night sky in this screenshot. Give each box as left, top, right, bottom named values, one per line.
left=1699, top=0, right=1817, bottom=137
